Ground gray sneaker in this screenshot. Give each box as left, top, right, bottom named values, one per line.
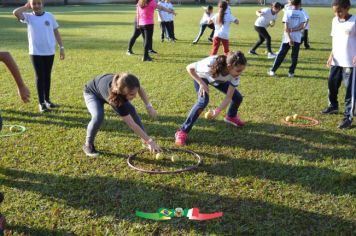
left=83, top=144, right=99, bottom=157
left=338, top=118, right=352, bottom=129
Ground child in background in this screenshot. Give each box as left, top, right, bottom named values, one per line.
left=165, top=0, right=177, bottom=41
left=157, top=0, right=170, bottom=42
left=321, top=0, right=356, bottom=129
left=83, top=73, right=161, bottom=156
left=300, top=7, right=310, bottom=49
left=249, top=2, right=283, bottom=59
left=0, top=51, right=31, bottom=131
left=13, top=0, right=64, bottom=113
left=175, top=51, right=247, bottom=146
left=210, top=1, right=239, bottom=56
left=267, top=0, right=305, bottom=77
left=192, top=5, right=215, bottom=44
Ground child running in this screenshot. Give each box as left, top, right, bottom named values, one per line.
left=210, top=1, right=239, bottom=56
left=249, top=2, right=283, bottom=59
left=13, top=0, right=64, bottom=112
left=175, top=51, right=247, bottom=146
left=267, top=0, right=305, bottom=77
left=83, top=73, right=161, bottom=156
left=320, top=0, right=356, bottom=129
left=192, top=5, right=215, bottom=44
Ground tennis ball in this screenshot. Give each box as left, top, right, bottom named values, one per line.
left=155, top=153, right=164, bottom=160
left=171, top=155, right=177, bottom=162
left=204, top=110, right=213, bottom=119
left=285, top=116, right=292, bottom=122
left=293, top=114, right=298, bottom=120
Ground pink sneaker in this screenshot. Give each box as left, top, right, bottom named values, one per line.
left=175, top=130, right=188, bottom=146
left=224, top=115, right=245, bottom=127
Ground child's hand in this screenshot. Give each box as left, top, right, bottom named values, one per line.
left=146, top=106, right=157, bottom=120
left=146, top=139, right=162, bottom=154
left=353, top=56, right=356, bottom=66
left=199, top=82, right=209, bottom=97
left=60, top=48, right=65, bottom=60
left=24, top=2, right=31, bottom=9
left=289, top=40, right=294, bottom=46
left=18, top=85, right=30, bottom=103
left=326, top=57, right=333, bottom=68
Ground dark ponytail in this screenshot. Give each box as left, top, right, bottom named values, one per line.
left=210, top=51, right=247, bottom=78
left=217, top=1, right=228, bottom=25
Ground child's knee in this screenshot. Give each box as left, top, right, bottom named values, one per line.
left=233, top=93, right=243, bottom=104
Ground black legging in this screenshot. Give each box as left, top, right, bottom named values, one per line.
left=251, top=26, right=272, bottom=53
left=140, top=24, right=154, bottom=58
left=193, top=23, right=215, bottom=43
left=30, top=55, right=54, bottom=104
left=127, top=20, right=145, bottom=52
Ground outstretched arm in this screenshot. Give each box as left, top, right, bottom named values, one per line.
left=211, top=84, right=234, bottom=118
left=0, top=52, right=30, bottom=103
left=121, top=114, right=161, bottom=153
left=157, top=5, right=176, bottom=15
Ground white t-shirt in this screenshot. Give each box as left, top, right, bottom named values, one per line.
left=255, top=8, right=277, bottom=28
left=300, top=8, right=310, bottom=30
left=200, top=12, right=212, bottom=25
left=212, top=13, right=237, bottom=40
left=194, top=56, right=240, bottom=87
left=21, top=12, right=59, bottom=55
left=157, top=2, right=168, bottom=22
left=282, top=9, right=305, bottom=43
left=165, top=2, right=174, bottom=21
left=331, top=15, right=356, bottom=67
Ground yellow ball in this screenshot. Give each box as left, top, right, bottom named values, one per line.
left=155, top=153, right=164, bottom=160
left=204, top=110, right=213, bottom=119
left=293, top=114, right=298, bottom=120
left=285, top=116, right=292, bottom=122
left=171, top=155, right=177, bottom=162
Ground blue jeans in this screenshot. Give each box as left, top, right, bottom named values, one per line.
left=271, top=42, right=300, bottom=74
left=180, top=79, right=243, bottom=133
left=83, top=92, right=144, bottom=145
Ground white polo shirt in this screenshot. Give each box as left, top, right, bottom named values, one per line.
left=255, top=8, right=277, bottom=28
left=282, top=9, right=305, bottom=43
left=331, top=15, right=356, bottom=67
left=21, top=12, right=59, bottom=55
left=194, top=56, right=240, bottom=87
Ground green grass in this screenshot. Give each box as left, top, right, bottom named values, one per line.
left=1, top=4, right=356, bottom=235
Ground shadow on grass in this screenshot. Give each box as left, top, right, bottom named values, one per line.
left=6, top=224, right=74, bottom=236
left=0, top=167, right=354, bottom=234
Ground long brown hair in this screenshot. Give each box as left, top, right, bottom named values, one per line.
left=217, top=1, right=228, bottom=25
left=138, top=0, right=151, bottom=8
left=210, top=51, right=247, bottom=77
left=108, top=73, right=140, bottom=107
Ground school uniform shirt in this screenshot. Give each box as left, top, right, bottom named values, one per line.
left=211, top=13, right=237, bottom=40
left=283, top=4, right=294, bottom=11
left=165, top=2, right=174, bottom=21
left=137, top=0, right=157, bottom=26
left=200, top=11, right=212, bottom=25
left=157, top=1, right=168, bottom=22
left=21, top=12, right=59, bottom=55
left=331, top=15, right=356, bottom=67
left=300, top=8, right=310, bottom=30
left=194, top=56, right=240, bottom=87
left=84, top=74, right=130, bottom=116
left=282, top=9, right=306, bottom=43
left=254, top=8, right=277, bottom=28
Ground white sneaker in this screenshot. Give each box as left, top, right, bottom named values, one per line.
left=288, top=73, right=294, bottom=78
left=267, top=71, right=275, bottom=76
left=267, top=52, right=276, bottom=59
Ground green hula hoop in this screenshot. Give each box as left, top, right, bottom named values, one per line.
left=0, top=125, right=26, bottom=137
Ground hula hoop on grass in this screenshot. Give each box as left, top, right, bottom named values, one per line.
left=281, top=116, right=320, bottom=127
left=0, top=125, right=26, bottom=137
left=127, top=148, right=202, bottom=174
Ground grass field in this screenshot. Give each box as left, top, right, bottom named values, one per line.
left=1, top=4, right=356, bottom=235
